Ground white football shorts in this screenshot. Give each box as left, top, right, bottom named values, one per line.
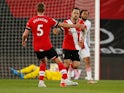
left=79, top=43, right=90, bottom=59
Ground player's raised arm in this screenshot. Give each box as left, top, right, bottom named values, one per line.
left=53, top=21, right=84, bottom=35
left=58, top=22, right=82, bottom=28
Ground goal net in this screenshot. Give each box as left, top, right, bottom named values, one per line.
left=0, top=0, right=98, bottom=80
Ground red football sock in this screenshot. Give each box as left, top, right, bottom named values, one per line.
left=70, top=63, right=73, bottom=68
left=58, top=62, right=67, bottom=79
left=39, top=62, right=46, bottom=80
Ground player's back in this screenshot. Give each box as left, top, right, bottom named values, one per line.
left=27, top=15, right=56, bottom=51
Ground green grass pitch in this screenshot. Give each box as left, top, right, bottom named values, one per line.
left=0, top=79, right=124, bottom=93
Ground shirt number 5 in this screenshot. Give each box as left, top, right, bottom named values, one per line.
left=37, top=24, right=44, bottom=36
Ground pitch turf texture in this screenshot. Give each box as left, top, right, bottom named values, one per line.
left=0, top=80, right=124, bottom=93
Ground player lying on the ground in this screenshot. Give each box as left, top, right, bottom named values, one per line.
left=10, top=64, right=61, bottom=80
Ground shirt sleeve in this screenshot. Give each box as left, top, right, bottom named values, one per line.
left=25, top=19, right=31, bottom=30
left=50, top=18, right=57, bottom=27
left=87, top=21, right=91, bottom=31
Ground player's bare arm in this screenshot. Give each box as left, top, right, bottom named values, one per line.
left=78, top=37, right=84, bottom=48
left=77, top=22, right=87, bottom=49
left=22, top=29, right=30, bottom=47
left=53, top=21, right=85, bottom=35
left=81, top=27, right=86, bottom=38
left=58, top=22, right=82, bottom=28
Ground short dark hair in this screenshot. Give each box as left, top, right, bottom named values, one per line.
left=80, top=10, right=89, bottom=15
left=36, top=2, right=45, bottom=13
left=72, top=7, right=80, bottom=12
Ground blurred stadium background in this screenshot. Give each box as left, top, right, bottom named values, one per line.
left=0, top=0, right=95, bottom=79
left=100, top=0, right=124, bottom=80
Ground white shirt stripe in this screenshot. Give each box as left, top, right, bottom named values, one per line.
left=66, top=20, right=81, bottom=50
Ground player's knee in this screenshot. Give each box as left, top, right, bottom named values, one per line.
left=72, top=65, right=79, bottom=69
left=72, top=63, right=80, bottom=69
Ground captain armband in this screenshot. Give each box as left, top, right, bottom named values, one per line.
left=25, top=27, right=31, bottom=31
left=54, top=21, right=60, bottom=28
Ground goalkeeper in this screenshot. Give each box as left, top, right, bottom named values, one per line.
left=10, top=64, right=62, bottom=80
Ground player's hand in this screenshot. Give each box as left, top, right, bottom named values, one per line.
left=81, top=24, right=86, bottom=30
left=75, top=22, right=82, bottom=28
left=53, top=28, right=59, bottom=35
left=22, top=41, right=26, bottom=47
left=75, top=22, right=86, bottom=31
left=78, top=40, right=85, bottom=49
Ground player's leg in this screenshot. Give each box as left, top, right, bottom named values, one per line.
left=47, top=48, right=67, bottom=87
left=63, top=49, right=72, bottom=79
left=54, top=58, right=78, bottom=86
left=64, top=59, right=71, bottom=71
left=83, top=56, right=96, bottom=84
left=35, top=52, right=47, bottom=87
left=84, top=56, right=92, bottom=79
left=10, top=67, right=24, bottom=79
left=61, top=49, right=79, bottom=86
left=72, top=61, right=82, bottom=80
left=23, top=67, right=39, bottom=79
left=10, top=64, right=37, bottom=79
left=67, top=62, right=73, bottom=80
left=47, top=48, right=78, bottom=87
left=10, top=67, right=19, bottom=76
left=80, top=47, right=96, bottom=84
left=64, top=59, right=72, bottom=79
left=71, top=50, right=81, bottom=80
left=19, top=64, right=38, bottom=79
left=18, top=64, right=36, bottom=74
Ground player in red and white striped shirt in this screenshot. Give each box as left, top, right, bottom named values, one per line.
left=22, top=2, right=80, bottom=87
left=62, top=8, right=86, bottom=80
left=53, top=8, right=86, bottom=80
